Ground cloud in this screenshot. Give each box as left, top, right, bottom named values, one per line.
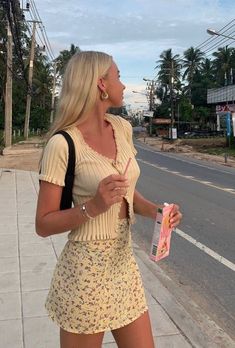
left=32, top=0, right=235, bottom=107
left=36, top=0, right=235, bottom=51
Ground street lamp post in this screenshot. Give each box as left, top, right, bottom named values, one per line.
left=207, top=28, right=235, bottom=41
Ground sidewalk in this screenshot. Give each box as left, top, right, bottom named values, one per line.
left=0, top=168, right=234, bottom=348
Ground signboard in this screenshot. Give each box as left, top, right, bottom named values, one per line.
left=143, top=111, right=154, bottom=118
left=172, top=127, right=177, bottom=139
left=169, top=127, right=177, bottom=139
left=232, top=113, right=235, bottom=137
left=153, top=118, right=171, bottom=124
left=216, top=104, right=235, bottom=113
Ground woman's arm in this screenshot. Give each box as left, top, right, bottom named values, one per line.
left=36, top=174, right=129, bottom=238
left=35, top=181, right=88, bottom=237
left=133, top=189, right=182, bottom=229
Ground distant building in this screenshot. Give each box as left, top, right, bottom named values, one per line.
left=207, top=85, right=235, bottom=133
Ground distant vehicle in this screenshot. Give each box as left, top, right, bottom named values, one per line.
left=133, top=126, right=147, bottom=134
left=177, top=130, right=225, bottom=138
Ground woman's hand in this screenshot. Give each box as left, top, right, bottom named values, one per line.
left=87, top=174, right=129, bottom=217
left=169, top=204, right=182, bottom=229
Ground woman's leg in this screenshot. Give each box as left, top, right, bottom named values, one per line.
left=111, top=311, right=155, bottom=348
left=60, top=328, right=105, bottom=348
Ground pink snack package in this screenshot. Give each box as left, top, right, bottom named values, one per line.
left=150, top=204, right=174, bottom=262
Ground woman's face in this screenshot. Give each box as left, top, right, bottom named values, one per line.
left=105, top=62, right=126, bottom=107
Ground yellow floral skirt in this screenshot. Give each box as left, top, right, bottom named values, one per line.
left=45, top=219, right=148, bottom=334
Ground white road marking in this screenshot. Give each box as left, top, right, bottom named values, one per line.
left=137, top=158, right=235, bottom=195
left=136, top=143, right=235, bottom=175
left=175, top=228, right=235, bottom=272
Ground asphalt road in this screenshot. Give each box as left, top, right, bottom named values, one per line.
left=133, top=140, right=235, bottom=340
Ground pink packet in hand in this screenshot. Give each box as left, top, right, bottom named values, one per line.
left=150, top=204, right=174, bottom=262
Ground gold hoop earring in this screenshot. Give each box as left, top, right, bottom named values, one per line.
left=101, top=91, right=109, bottom=100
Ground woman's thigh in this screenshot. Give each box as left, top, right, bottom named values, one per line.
left=111, top=311, right=155, bottom=348
left=60, top=328, right=105, bottom=348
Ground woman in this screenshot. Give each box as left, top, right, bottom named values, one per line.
left=36, top=51, right=182, bottom=348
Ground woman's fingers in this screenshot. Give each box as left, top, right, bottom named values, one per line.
left=93, top=174, right=129, bottom=213
left=169, top=204, right=182, bottom=228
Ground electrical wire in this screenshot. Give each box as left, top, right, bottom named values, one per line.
left=27, top=6, right=54, bottom=61
left=28, top=0, right=55, bottom=60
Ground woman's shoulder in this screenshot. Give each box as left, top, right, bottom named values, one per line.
left=45, top=132, right=68, bottom=150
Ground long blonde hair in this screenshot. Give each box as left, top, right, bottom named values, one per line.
left=47, top=51, right=113, bottom=139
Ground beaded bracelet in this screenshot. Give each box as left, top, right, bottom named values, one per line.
left=80, top=203, right=94, bottom=220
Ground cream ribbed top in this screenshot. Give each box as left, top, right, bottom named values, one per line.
left=39, top=114, right=140, bottom=241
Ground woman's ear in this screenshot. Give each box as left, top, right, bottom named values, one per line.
left=97, top=77, right=106, bottom=93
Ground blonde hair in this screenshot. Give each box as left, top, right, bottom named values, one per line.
left=47, top=51, right=113, bottom=139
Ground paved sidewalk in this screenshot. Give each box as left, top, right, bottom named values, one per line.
left=0, top=168, right=234, bottom=348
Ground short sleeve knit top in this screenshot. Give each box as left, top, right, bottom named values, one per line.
left=39, top=114, right=140, bottom=241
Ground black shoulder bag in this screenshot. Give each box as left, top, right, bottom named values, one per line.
left=55, top=131, right=75, bottom=210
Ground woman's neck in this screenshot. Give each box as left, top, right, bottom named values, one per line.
left=78, top=106, right=109, bottom=136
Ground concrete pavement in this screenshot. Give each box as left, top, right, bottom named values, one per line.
left=0, top=168, right=234, bottom=348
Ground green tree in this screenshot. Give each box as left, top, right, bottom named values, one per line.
left=183, top=47, right=204, bottom=79
left=212, top=46, right=235, bottom=86
left=155, top=49, right=182, bottom=101
left=55, top=43, right=81, bottom=76
left=199, top=58, right=217, bottom=92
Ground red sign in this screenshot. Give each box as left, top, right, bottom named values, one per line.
left=216, top=104, right=235, bottom=112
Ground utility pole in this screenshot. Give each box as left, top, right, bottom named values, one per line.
left=50, top=62, right=57, bottom=123
left=4, top=20, right=13, bottom=148
left=145, top=79, right=156, bottom=137
left=170, top=60, right=175, bottom=139
left=24, top=20, right=38, bottom=139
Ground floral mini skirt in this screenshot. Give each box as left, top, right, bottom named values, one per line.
left=45, top=219, right=148, bottom=334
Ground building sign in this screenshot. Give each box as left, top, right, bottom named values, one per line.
left=153, top=118, right=171, bottom=124
left=216, top=104, right=235, bottom=113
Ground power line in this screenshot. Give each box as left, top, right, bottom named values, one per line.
left=27, top=0, right=55, bottom=60
left=30, top=0, right=55, bottom=56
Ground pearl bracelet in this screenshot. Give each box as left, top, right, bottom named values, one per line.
left=80, top=203, right=94, bottom=220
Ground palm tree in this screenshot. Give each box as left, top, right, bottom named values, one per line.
left=182, top=47, right=204, bottom=101
left=55, top=44, right=81, bottom=76
left=212, top=46, right=235, bottom=86
left=199, top=58, right=216, bottom=88
left=155, top=49, right=182, bottom=101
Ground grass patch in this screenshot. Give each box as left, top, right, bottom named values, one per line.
left=198, top=146, right=235, bottom=158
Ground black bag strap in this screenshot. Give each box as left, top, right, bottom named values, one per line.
left=54, top=130, right=75, bottom=210
left=54, top=130, right=75, bottom=176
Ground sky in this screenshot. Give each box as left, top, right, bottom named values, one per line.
left=31, top=0, right=235, bottom=110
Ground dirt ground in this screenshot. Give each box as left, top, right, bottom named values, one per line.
left=0, top=136, right=235, bottom=171
left=0, top=137, right=43, bottom=172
